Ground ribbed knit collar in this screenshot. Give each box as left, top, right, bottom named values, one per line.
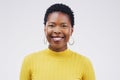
left=46, top=48, right=72, bottom=57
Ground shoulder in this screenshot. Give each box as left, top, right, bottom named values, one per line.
left=69, top=49, right=92, bottom=65
left=70, top=50, right=94, bottom=72
left=23, top=49, right=47, bottom=62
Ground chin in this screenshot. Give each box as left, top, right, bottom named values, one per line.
left=53, top=44, right=67, bottom=48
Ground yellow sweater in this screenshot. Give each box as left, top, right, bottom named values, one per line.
left=20, top=48, right=95, bottom=80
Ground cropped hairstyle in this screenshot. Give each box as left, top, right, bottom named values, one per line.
left=44, top=3, right=74, bottom=27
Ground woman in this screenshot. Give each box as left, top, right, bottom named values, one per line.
left=20, top=3, right=95, bottom=80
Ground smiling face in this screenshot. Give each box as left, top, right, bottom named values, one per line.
left=44, top=12, right=73, bottom=52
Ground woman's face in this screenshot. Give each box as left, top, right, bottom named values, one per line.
left=44, top=12, right=73, bottom=52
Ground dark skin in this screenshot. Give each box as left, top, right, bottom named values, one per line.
left=44, top=12, right=73, bottom=52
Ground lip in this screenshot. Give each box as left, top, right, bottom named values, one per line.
left=51, top=36, right=64, bottom=41
left=51, top=36, right=64, bottom=38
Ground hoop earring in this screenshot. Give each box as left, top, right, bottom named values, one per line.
left=43, top=37, right=47, bottom=45
left=68, top=36, right=75, bottom=45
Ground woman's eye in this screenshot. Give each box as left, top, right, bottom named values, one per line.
left=61, top=25, right=67, bottom=28
left=48, top=25, right=54, bottom=27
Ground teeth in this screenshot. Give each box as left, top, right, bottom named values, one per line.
left=52, top=38, right=62, bottom=41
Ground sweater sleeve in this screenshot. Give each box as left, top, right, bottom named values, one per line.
left=82, top=57, right=96, bottom=80
left=20, top=55, right=32, bottom=80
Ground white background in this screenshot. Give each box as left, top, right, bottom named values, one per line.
left=0, top=0, right=120, bottom=80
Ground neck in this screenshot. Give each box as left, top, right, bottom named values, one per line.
left=48, top=45, right=67, bottom=52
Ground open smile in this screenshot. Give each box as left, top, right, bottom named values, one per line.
left=51, top=36, right=64, bottom=42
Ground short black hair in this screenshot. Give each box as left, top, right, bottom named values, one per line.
left=44, top=3, right=74, bottom=27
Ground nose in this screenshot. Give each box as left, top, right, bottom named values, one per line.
left=53, top=27, right=61, bottom=34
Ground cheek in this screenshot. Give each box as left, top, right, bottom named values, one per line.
left=66, top=29, right=72, bottom=36
left=45, top=28, right=52, bottom=36
left=64, top=30, right=72, bottom=41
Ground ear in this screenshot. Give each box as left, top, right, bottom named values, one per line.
left=44, top=26, right=47, bottom=35
left=44, top=26, right=46, bottom=32
left=70, top=27, right=74, bottom=36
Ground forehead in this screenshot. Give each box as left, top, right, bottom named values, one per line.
left=47, top=12, right=71, bottom=23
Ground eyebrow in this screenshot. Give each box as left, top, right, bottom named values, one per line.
left=47, top=22, right=68, bottom=25
left=47, top=22, right=55, bottom=24
left=61, top=23, right=67, bottom=25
